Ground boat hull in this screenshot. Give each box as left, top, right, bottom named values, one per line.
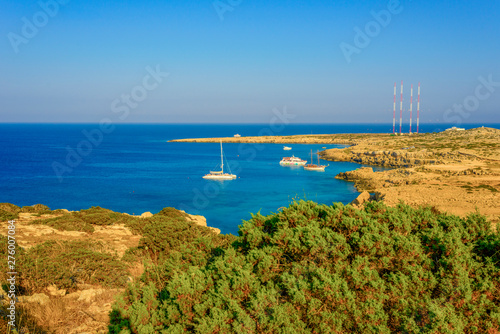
left=304, top=166, right=326, bottom=171
left=280, top=161, right=306, bottom=166
left=203, top=173, right=237, bottom=180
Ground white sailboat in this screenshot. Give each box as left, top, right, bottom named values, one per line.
left=203, top=140, right=237, bottom=180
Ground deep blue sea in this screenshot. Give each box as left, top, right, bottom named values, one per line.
left=0, top=123, right=498, bottom=235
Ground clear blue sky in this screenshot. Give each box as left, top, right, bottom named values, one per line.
left=0, top=0, right=499, bottom=123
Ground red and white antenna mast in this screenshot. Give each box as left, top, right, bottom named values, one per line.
left=393, top=82, right=396, bottom=134
left=409, top=84, right=413, bottom=134
left=399, top=80, right=403, bottom=135
left=417, top=82, right=421, bottom=134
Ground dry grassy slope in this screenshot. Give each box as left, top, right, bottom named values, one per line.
left=0, top=212, right=141, bottom=334
left=12, top=212, right=141, bottom=256
left=0, top=209, right=217, bottom=334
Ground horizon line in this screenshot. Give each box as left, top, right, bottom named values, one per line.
left=1, top=122, right=499, bottom=125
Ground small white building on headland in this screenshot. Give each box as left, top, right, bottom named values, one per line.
left=445, top=126, right=465, bottom=131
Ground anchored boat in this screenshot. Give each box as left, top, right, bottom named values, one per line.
left=203, top=140, right=237, bottom=180
left=280, top=155, right=307, bottom=166
left=304, top=150, right=329, bottom=171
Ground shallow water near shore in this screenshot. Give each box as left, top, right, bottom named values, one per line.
left=0, top=123, right=496, bottom=234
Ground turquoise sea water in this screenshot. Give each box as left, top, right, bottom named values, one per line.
left=0, top=123, right=497, bottom=234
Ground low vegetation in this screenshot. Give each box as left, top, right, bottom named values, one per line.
left=0, top=238, right=128, bottom=294
left=109, top=200, right=500, bottom=333
left=28, top=206, right=140, bottom=234
left=1, top=200, right=499, bottom=333
left=0, top=205, right=229, bottom=332
left=0, top=203, right=20, bottom=221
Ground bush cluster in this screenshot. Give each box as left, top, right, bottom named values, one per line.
left=0, top=203, right=21, bottom=221
left=155, top=207, right=191, bottom=221
left=110, top=201, right=500, bottom=333
left=31, top=206, right=139, bottom=233
left=0, top=205, right=223, bottom=298
left=20, top=204, right=51, bottom=215
left=0, top=237, right=128, bottom=294
left=0, top=203, right=54, bottom=221
left=138, top=216, right=235, bottom=288
left=0, top=204, right=229, bottom=332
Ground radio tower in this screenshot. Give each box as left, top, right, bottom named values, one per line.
left=409, top=84, right=413, bottom=134
left=417, top=82, right=421, bottom=134
left=393, top=83, right=396, bottom=134
left=399, top=81, right=403, bottom=135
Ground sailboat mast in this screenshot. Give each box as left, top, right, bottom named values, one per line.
left=220, top=140, right=224, bottom=173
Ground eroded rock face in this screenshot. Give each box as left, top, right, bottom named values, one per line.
left=188, top=214, right=221, bottom=234
left=336, top=167, right=375, bottom=181
left=336, top=168, right=381, bottom=192
left=186, top=213, right=207, bottom=227
left=324, top=148, right=442, bottom=168
left=350, top=191, right=371, bottom=207
left=180, top=210, right=221, bottom=234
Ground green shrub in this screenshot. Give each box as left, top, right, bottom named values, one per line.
left=77, top=206, right=138, bottom=226
left=122, top=207, right=192, bottom=236
left=79, top=212, right=115, bottom=225
left=135, top=215, right=235, bottom=286
left=80, top=206, right=113, bottom=215
left=110, top=201, right=500, bottom=333
left=32, top=214, right=94, bottom=233
left=30, top=206, right=141, bottom=232
left=138, top=216, right=213, bottom=256
left=154, top=207, right=190, bottom=221
left=20, top=204, right=51, bottom=214
left=0, top=203, right=20, bottom=221
left=0, top=239, right=128, bottom=294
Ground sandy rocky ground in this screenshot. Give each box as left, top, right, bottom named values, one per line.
left=173, top=127, right=500, bottom=225
left=0, top=211, right=214, bottom=334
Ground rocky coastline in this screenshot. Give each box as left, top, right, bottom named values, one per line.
left=172, top=127, right=500, bottom=222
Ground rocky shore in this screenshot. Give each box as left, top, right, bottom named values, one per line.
left=329, top=128, right=499, bottom=222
